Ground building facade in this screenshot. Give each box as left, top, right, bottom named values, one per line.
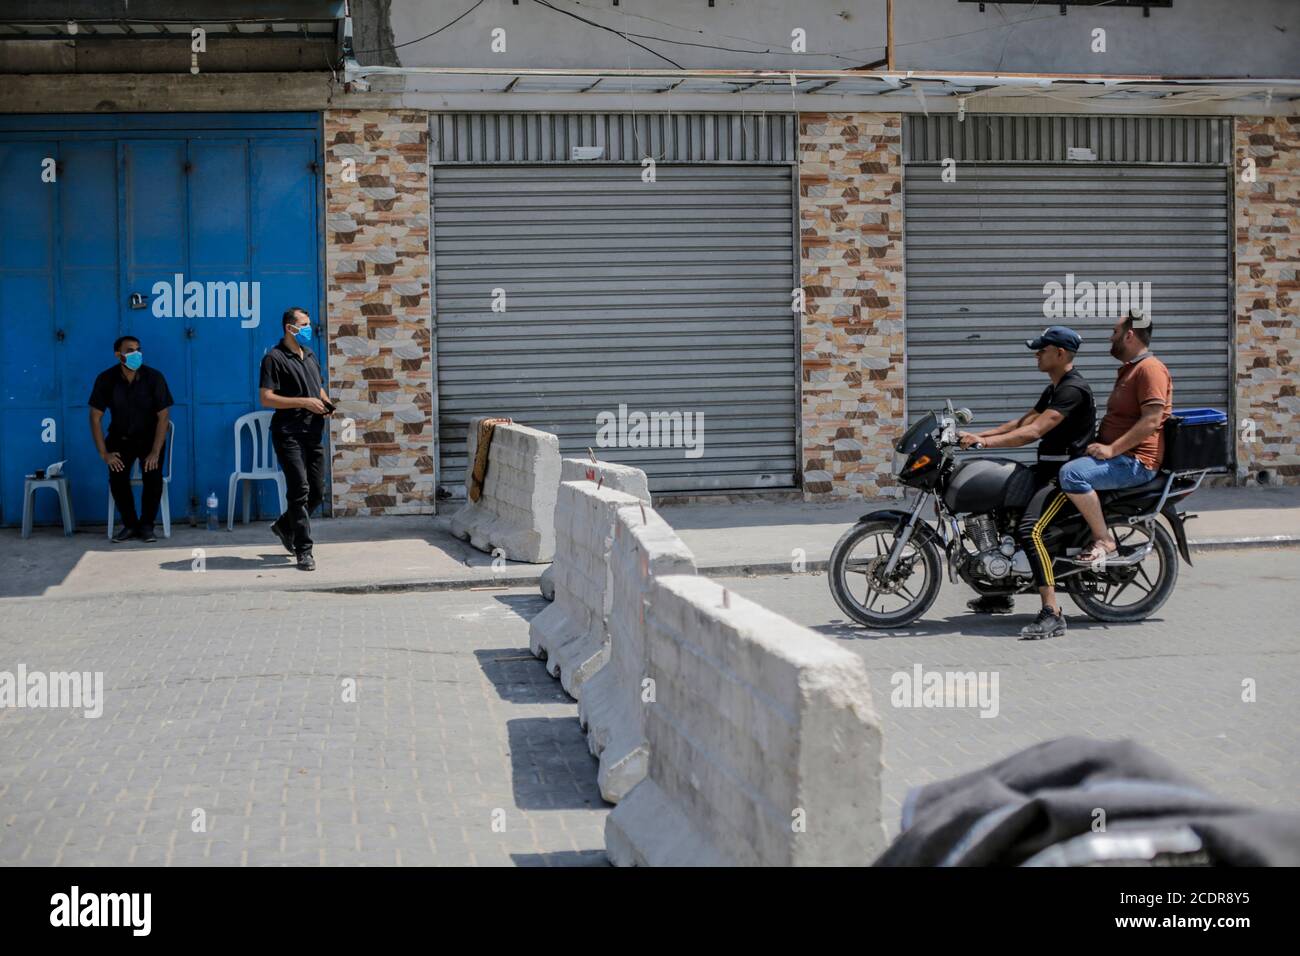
left=1, top=0, right=1296, bottom=525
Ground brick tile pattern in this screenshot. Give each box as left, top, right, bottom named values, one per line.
left=1235, top=115, right=1299, bottom=483
left=324, top=110, right=434, bottom=515
left=798, top=113, right=906, bottom=500
left=0, top=589, right=607, bottom=866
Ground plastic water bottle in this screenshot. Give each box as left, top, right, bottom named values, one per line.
left=206, top=491, right=219, bottom=531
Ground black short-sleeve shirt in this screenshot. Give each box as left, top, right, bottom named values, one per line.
left=1032, top=368, right=1095, bottom=461
left=259, top=341, right=325, bottom=436
left=88, top=364, right=174, bottom=444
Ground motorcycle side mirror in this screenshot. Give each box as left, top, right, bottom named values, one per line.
left=955, top=407, right=974, bottom=425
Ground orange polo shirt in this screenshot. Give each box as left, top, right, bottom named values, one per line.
left=1097, top=353, right=1173, bottom=471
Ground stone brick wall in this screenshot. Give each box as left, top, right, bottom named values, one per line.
left=798, top=113, right=905, bottom=500
left=323, top=109, right=434, bottom=515
left=1235, top=115, right=1299, bottom=483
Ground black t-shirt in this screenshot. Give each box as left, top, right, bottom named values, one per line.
left=1033, top=368, right=1095, bottom=461
left=259, top=341, right=325, bottom=436
left=88, top=364, right=174, bottom=444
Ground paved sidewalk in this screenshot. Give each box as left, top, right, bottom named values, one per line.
left=3, top=485, right=1298, bottom=601
left=0, top=587, right=607, bottom=866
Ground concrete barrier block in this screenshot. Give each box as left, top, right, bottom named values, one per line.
left=528, top=481, right=642, bottom=699
left=605, top=574, right=885, bottom=866
left=560, top=457, right=652, bottom=502
left=541, top=458, right=650, bottom=600
left=579, top=503, right=696, bottom=803
left=449, top=420, right=561, bottom=563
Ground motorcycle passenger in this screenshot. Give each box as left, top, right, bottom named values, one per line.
left=1060, top=311, right=1174, bottom=566
left=957, top=326, right=1095, bottom=639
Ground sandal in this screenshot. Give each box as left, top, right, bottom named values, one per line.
left=1075, top=540, right=1118, bottom=565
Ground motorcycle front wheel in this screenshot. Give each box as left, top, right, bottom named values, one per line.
left=829, top=519, right=943, bottom=628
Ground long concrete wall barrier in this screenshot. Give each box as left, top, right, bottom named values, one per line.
left=579, top=503, right=696, bottom=803
left=449, top=418, right=561, bottom=563
left=540, top=458, right=650, bottom=601
left=529, top=480, right=643, bottom=698
left=605, top=574, right=885, bottom=866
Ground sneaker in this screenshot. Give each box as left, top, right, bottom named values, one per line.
left=967, top=594, right=1015, bottom=615
left=139, top=525, right=158, bottom=543
left=111, top=525, right=137, bottom=543
left=271, top=519, right=294, bottom=554
left=296, top=551, right=316, bottom=572
left=1020, top=607, right=1067, bottom=641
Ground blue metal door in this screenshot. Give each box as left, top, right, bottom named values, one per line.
left=0, top=114, right=323, bottom=528
left=0, top=139, right=61, bottom=525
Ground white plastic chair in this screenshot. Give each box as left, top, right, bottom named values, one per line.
left=106, top=419, right=174, bottom=539
left=227, top=410, right=287, bottom=530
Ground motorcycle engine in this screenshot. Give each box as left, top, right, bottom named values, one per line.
left=964, top=516, right=1029, bottom=580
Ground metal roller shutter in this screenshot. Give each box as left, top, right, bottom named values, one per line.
left=433, top=163, right=799, bottom=495
left=904, top=162, right=1231, bottom=462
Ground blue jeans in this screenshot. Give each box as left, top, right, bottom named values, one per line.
left=1057, top=454, right=1155, bottom=495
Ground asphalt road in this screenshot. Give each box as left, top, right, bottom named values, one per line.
left=716, top=546, right=1300, bottom=832
left=1, top=547, right=1295, bottom=865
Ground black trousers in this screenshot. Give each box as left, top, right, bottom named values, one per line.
left=1016, top=465, right=1074, bottom=589
left=107, top=435, right=164, bottom=529
left=271, top=429, right=325, bottom=554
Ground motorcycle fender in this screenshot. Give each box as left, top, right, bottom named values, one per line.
left=1160, top=502, right=1193, bottom=567
left=858, top=508, right=942, bottom=549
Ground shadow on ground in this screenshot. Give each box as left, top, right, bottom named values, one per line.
left=475, top=647, right=572, bottom=705
left=814, top=612, right=1157, bottom=641
left=511, top=849, right=610, bottom=866
left=506, top=716, right=606, bottom=811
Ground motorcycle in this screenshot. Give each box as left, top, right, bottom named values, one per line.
left=828, top=400, right=1209, bottom=628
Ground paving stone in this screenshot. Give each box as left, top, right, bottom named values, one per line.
left=0, top=587, right=608, bottom=866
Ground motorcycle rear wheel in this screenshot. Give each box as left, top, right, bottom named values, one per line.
left=829, top=519, right=943, bottom=628
left=1065, top=521, right=1178, bottom=623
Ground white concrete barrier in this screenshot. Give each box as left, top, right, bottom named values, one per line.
left=541, top=458, right=651, bottom=601
left=605, top=574, right=885, bottom=866
left=449, top=418, right=561, bottom=563
left=529, top=480, right=643, bottom=698
left=579, top=503, right=696, bottom=803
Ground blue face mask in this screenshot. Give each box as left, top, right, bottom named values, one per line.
left=123, top=351, right=143, bottom=371
left=293, top=324, right=313, bottom=344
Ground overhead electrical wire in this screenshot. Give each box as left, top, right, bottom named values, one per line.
left=349, top=0, right=486, bottom=56
left=529, top=0, right=683, bottom=69
left=347, top=0, right=1075, bottom=69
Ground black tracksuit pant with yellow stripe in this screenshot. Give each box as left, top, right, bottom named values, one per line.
left=1017, top=465, right=1075, bottom=589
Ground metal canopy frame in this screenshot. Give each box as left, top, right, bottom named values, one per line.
left=344, top=64, right=1300, bottom=113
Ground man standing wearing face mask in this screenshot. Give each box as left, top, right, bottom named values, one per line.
left=89, top=335, right=175, bottom=543
left=259, top=307, right=332, bottom=571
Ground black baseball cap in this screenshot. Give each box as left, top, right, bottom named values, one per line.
left=1026, top=325, right=1082, bottom=352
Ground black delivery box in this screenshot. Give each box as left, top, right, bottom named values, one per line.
left=1163, top=408, right=1229, bottom=471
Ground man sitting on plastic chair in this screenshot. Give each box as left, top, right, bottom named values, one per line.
left=89, top=334, right=175, bottom=544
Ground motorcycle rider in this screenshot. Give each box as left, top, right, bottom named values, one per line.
left=957, top=326, right=1095, bottom=639
left=1061, top=310, right=1173, bottom=566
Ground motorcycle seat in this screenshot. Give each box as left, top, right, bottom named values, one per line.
left=1099, top=473, right=1170, bottom=503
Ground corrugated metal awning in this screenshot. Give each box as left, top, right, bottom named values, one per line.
left=0, top=1, right=344, bottom=39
